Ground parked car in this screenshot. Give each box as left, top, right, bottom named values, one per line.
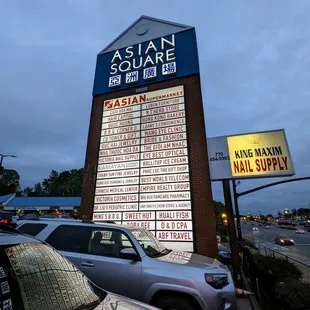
left=0, top=211, right=14, bottom=225
left=0, top=224, right=158, bottom=310
left=275, top=234, right=295, bottom=245
left=295, top=229, right=305, bottom=234
left=217, top=244, right=232, bottom=266
left=17, top=219, right=237, bottom=310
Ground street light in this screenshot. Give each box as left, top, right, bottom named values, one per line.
left=0, top=154, right=17, bottom=168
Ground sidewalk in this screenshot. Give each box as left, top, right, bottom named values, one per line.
left=237, top=297, right=253, bottom=310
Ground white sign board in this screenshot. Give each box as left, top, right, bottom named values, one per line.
left=93, top=86, right=193, bottom=252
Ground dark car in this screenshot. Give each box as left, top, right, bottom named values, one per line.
left=275, top=234, right=295, bottom=245
left=0, top=211, right=14, bottom=225
left=218, top=245, right=232, bottom=266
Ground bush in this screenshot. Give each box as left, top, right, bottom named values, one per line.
left=254, top=255, right=302, bottom=282
left=275, top=279, right=310, bottom=310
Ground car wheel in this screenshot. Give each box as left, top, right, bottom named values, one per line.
left=153, top=296, right=196, bottom=310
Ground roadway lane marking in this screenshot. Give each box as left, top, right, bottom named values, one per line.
left=295, top=244, right=310, bottom=246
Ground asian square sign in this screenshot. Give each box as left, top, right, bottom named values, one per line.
left=208, top=129, right=294, bottom=181
left=81, top=16, right=218, bottom=257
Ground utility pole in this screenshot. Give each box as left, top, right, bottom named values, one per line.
left=0, top=154, right=17, bottom=169
left=232, top=179, right=243, bottom=241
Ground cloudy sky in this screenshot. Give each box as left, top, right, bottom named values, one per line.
left=1, top=1, right=310, bottom=215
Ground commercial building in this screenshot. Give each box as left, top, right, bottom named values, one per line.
left=0, top=194, right=80, bottom=215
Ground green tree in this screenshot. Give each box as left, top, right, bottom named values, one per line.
left=266, top=214, right=273, bottom=218
left=42, top=169, right=83, bottom=196
left=0, top=168, right=20, bottom=195
left=278, top=210, right=283, bottom=217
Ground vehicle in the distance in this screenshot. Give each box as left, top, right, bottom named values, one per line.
left=295, top=229, right=305, bottom=234
left=0, top=224, right=158, bottom=310
left=253, top=227, right=258, bottom=231
left=0, top=211, right=14, bottom=225
left=264, top=225, right=270, bottom=229
left=275, top=234, right=295, bottom=245
left=17, top=219, right=237, bottom=310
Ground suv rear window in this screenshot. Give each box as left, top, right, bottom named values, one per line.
left=45, top=225, right=90, bottom=253
left=18, top=223, right=47, bottom=236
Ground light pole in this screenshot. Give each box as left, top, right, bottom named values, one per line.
left=232, top=180, right=243, bottom=240
left=0, top=154, right=17, bottom=169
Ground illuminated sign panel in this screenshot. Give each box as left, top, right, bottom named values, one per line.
left=93, top=29, right=199, bottom=95
left=93, top=86, right=193, bottom=251
left=208, top=129, right=294, bottom=180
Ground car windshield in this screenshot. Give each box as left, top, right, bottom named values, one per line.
left=128, top=227, right=171, bottom=258
left=0, top=242, right=106, bottom=309
left=279, top=235, right=289, bottom=238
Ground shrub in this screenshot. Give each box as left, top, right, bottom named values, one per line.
left=275, top=279, right=310, bottom=310
left=254, top=255, right=302, bottom=282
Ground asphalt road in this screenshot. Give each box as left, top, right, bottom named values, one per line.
left=241, top=221, right=310, bottom=264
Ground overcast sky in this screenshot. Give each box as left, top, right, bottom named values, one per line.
left=1, top=1, right=310, bottom=215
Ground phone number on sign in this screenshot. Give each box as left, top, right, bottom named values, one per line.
left=210, top=152, right=230, bottom=161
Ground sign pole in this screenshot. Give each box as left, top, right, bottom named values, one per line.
left=222, top=179, right=241, bottom=287
left=232, top=180, right=243, bottom=241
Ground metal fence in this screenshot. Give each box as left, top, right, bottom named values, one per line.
left=244, top=237, right=310, bottom=283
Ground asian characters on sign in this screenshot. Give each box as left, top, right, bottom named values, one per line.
left=109, top=35, right=177, bottom=88
left=93, top=86, right=194, bottom=252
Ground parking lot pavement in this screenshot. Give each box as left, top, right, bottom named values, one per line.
left=237, top=297, right=253, bottom=310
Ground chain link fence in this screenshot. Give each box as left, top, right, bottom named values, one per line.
left=244, top=237, right=310, bottom=283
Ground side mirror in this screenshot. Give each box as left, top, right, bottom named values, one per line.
left=120, top=248, right=139, bottom=261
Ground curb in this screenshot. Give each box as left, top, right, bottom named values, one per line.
left=241, top=269, right=261, bottom=310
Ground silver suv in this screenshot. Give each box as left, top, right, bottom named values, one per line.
left=17, top=219, right=237, bottom=310
left=0, top=224, right=158, bottom=310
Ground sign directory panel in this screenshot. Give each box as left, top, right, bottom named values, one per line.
left=208, top=129, right=294, bottom=180
left=93, top=85, right=194, bottom=252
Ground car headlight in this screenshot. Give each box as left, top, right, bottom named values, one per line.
left=290, top=239, right=294, bottom=242
left=218, top=251, right=231, bottom=258
left=280, top=239, right=284, bottom=242
left=205, top=274, right=229, bottom=289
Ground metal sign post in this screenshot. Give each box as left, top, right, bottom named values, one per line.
left=222, top=179, right=241, bottom=287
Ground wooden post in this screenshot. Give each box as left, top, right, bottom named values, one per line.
left=222, top=179, right=242, bottom=287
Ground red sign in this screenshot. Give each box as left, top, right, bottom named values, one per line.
left=140, top=174, right=190, bottom=184
left=92, top=212, right=122, bottom=220
left=123, top=211, right=155, bottom=220
left=142, top=103, right=185, bottom=117
left=93, top=203, right=138, bottom=212
left=141, top=133, right=186, bottom=145
left=157, top=210, right=192, bottom=220
left=95, top=194, right=138, bottom=203
left=141, top=117, right=186, bottom=130
left=142, top=111, right=185, bottom=124
left=101, top=138, right=140, bottom=149
left=141, top=148, right=187, bottom=160
left=102, top=118, right=140, bottom=129
left=156, top=231, right=193, bottom=241
left=139, top=191, right=191, bottom=201
left=102, top=111, right=140, bottom=123
left=98, top=154, right=140, bottom=164
left=95, top=185, right=139, bottom=195
left=97, top=161, right=139, bottom=171
left=140, top=182, right=190, bottom=192
left=99, top=146, right=140, bottom=156
left=142, top=97, right=184, bottom=110
left=96, top=177, right=139, bottom=187
left=102, top=105, right=140, bottom=116
left=141, top=125, right=186, bottom=137
left=102, top=125, right=140, bottom=135
left=101, top=132, right=140, bottom=142
left=139, top=202, right=191, bottom=210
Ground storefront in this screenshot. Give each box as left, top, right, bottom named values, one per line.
left=1, top=195, right=81, bottom=216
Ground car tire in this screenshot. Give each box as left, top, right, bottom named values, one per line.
left=153, top=295, right=196, bottom=310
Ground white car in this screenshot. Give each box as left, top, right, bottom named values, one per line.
left=253, top=227, right=258, bottom=231
left=264, top=225, right=270, bottom=229
left=295, top=229, right=305, bottom=234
